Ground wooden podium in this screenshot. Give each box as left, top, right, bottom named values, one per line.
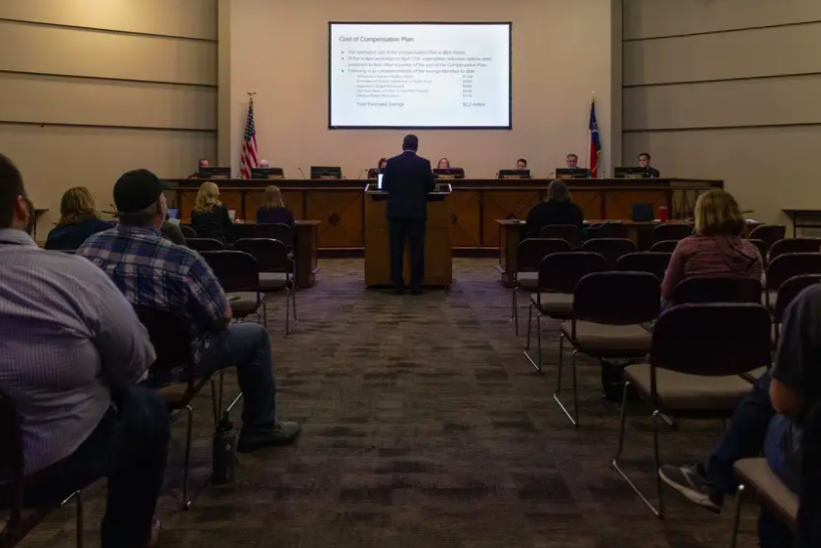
left=364, top=184, right=453, bottom=288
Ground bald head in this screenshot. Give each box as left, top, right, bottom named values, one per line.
left=259, top=160, right=270, bottom=169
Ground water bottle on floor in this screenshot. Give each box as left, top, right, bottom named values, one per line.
left=212, top=411, right=237, bottom=484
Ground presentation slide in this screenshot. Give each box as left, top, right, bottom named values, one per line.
left=328, top=23, right=511, bottom=129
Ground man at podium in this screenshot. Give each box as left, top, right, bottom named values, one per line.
left=382, top=134, right=435, bottom=295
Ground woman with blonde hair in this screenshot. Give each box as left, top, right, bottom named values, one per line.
left=44, top=186, right=112, bottom=250
left=522, top=179, right=584, bottom=239
left=256, top=185, right=294, bottom=227
left=190, top=181, right=235, bottom=242
left=661, top=188, right=762, bottom=306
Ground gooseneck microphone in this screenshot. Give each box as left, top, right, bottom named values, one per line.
left=357, top=168, right=368, bottom=179
left=297, top=167, right=307, bottom=179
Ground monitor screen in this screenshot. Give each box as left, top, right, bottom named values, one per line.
left=328, top=22, right=512, bottom=129
left=167, top=208, right=179, bottom=220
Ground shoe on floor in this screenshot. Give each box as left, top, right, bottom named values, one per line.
left=658, top=462, right=724, bottom=513
left=237, top=421, right=301, bottom=453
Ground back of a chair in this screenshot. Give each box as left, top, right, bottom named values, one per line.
left=515, top=238, right=572, bottom=273
left=135, top=309, right=195, bottom=385
left=538, top=224, right=582, bottom=248
left=750, top=224, right=787, bottom=250
left=537, top=251, right=606, bottom=293
left=774, top=275, right=821, bottom=323
left=581, top=238, right=637, bottom=270
left=233, top=238, right=290, bottom=273
left=573, top=271, right=660, bottom=325
left=251, top=223, right=294, bottom=249
left=185, top=238, right=225, bottom=252
left=180, top=225, right=197, bottom=238
left=587, top=222, right=629, bottom=240
left=616, top=252, right=671, bottom=281
left=798, top=400, right=821, bottom=548
left=673, top=276, right=762, bottom=305
left=200, top=250, right=259, bottom=292
left=747, top=239, right=769, bottom=265
left=652, top=223, right=693, bottom=244
left=767, top=253, right=821, bottom=291
left=652, top=303, right=771, bottom=377
left=0, top=389, right=24, bottom=527
left=769, top=238, right=821, bottom=262
left=650, top=239, right=679, bottom=253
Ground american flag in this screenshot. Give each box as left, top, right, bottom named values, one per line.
left=240, top=99, right=258, bottom=178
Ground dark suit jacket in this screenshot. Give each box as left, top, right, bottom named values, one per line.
left=643, top=167, right=661, bottom=178
left=382, top=151, right=436, bottom=220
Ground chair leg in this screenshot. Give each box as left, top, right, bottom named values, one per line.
left=285, top=285, right=299, bottom=336
left=611, top=381, right=664, bottom=519
left=210, top=377, right=220, bottom=426
left=523, top=307, right=542, bottom=372
left=553, top=347, right=579, bottom=427
left=181, top=405, right=194, bottom=510
left=75, top=490, right=84, bottom=548
left=261, top=295, right=268, bottom=329
left=511, top=287, right=519, bottom=335
left=728, top=484, right=745, bottom=548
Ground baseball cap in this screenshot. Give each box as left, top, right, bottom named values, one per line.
left=113, top=169, right=169, bottom=213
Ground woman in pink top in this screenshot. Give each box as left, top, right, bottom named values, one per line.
left=661, top=189, right=763, bottom=308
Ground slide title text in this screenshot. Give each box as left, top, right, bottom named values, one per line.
left=339, top=36, right=415, bottom=43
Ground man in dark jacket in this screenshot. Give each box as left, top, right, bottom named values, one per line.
left=382, top=134, right=435, bottom=295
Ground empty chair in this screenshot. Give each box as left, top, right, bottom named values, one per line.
left=650, top=240, right=679, bottom=253
left=729, top=459, right=798, bottom=548
left=765, top=252, right=821, bottom=309
left=510, top=238, right=572, bottom=334
left=612, top=303, right=772, bottom=518
left=768, top=238, right=821, bottom=261
left=185, top=237, right=225, bottom=252
left=524, top=252, right=607, bottom=373
left=180, top=225, right=197, bottom=238
left=617, top=252, right=671, bottom=281
left=200, top=250, right=264, bottom=323
left=672, top=276, right=762, bottom=305
left=587, top=222, right=629, bottom=240
left=747, top=239, right=769, bottom=266
left=581, top=238, right=636, bottom=270
left=251, top=223, right=294, bottom=250
left=556, top=271, right=660, bottom=426
left=773, top=274, right=821, bottom=344
left=233, top=238, right=299, bottom=335
left=652, top=223, right=693, bottom=244
left=749, top=224, right=786, bottom=250
left=538, top=224, right=582, bottom=249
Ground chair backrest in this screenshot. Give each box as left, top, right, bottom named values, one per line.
left=0, top=389, right=24, bottom=525
left=750, top=224, right=787, bottom=249
left=651, top=303, right=771, bottom=376
left=774, top=274, right=821, bottom=323
left=587, top=222, right=629, bottom=240
left=581, top=238, right=637, bottom=270
left=200, top=250, right=259, bottom=292
left=538, top=224, right=582, bottom=248
left=180, top=225, right=197, bottom=238
left=616, top=252, right=672, bottom=281
left=537, top=251, right=607, bottom=293
left=769, top=238, right=821, bottom=262
left=185, top=237, right=225, bottom=252
left=573, top=271, right=660, bottom=325
left=515, top=238, right=572, bottom=272
left=135, top=308, right=195, bottom=382
left=233, top=238, right=290, bottom=272
left=767, top=253, right=821, bottom=291
left=652, top=223, right=693, bottom=243
left=650, top=239, right=679, bottom=253
left=798, top=399, right=821, bottom=547
left=747, top=239, right=769, bottom=265
left=251, top=223, right=294, bottom=248
left=673, top=276, right=762, bottom=305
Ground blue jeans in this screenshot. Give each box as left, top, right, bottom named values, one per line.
left=704, top=372, right=794, bottom=548
left=197, top=323, right=276, bottom=431
left=24, top=386, right=170, bottom=548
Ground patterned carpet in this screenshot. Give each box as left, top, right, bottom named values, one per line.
left=25, top=258, right=759, bottom=547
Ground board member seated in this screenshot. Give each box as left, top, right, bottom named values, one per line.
left=378, top=157, right=388, bottom=171
left=259, top=159, right=270, bottom=169
left=522, top=180, right=584, bottom=239
left=190, top=158, right=210, bottom=177
left=190, top=181, right=240, bottom=242
left=437, top=158, right=450, bottom=170
left=256, top=185, right=294, bottom=228
left=566, top=154, right=579, bottom=169
left=660, top=189, right=761, bottom=309
left=45, top=186, right=112, bottom=250
left=638, top=152, right=660, bottom=178
left=516, top=158, right=527, bottom=170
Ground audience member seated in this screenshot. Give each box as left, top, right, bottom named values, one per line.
left=522, top=179, right=584, bottom=240
left=0, top=154, right=165, bottom=548
left=190, top=181, right=237, bottom=242
left=256, top=185, right=295, bottom=227
left=78, top=169, right=300, bottom=450
left=437, top=158, right=450, bottom=170
left=661, top=189, right=761, bottom=309
left=44, top=186, right=112, bottom=250
left=659, top=284, right=821, bottom=548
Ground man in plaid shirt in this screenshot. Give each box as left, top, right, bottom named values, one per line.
left=79, top=169, right=299, bottom=450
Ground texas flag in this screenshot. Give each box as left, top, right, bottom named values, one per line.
left=589, top=98, right=602, bottom=178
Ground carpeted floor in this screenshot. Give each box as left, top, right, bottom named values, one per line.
left=26, top=258, right=760, bottom=547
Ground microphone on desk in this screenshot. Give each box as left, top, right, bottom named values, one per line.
left=297, top=167, right=307, bottom=179
left=357, top=168, right=368, bottom=179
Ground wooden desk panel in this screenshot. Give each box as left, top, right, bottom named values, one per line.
left=448, top=191, right=481, bottom=247
left=481, top=189, right=540, bottom=248
left=603, top=189, right=669, bottom=220
left=305, top=190, right=364, bottom=248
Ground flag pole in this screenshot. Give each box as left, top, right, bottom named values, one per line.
left=586, top=92, right=595, bottom=175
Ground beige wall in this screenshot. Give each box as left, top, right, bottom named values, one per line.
left=0, top=0, right=217, bottom=236
left=623, top=0, right=821, bottom=225
left=219, top=0, right=620, bottom=180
